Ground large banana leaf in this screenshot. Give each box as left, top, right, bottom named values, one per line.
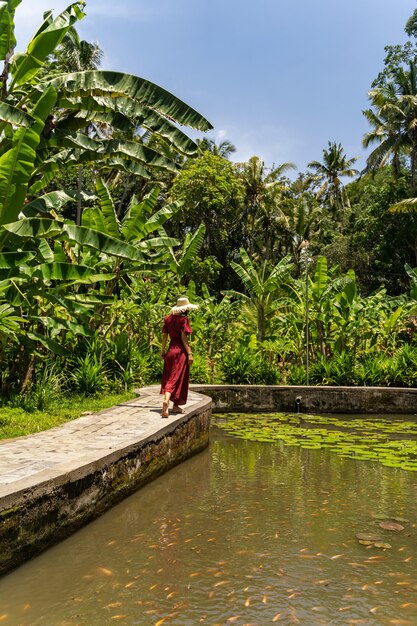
left=57, top=109, right=135, bottom=133
left=42, top=290, right=114, bottom=316
left=0, top=0, right=20, bottom=62
left=231, top=249, right=262, bottom=296
left=29, top=148, right=151, bottom=194
left=2, top=216, right=62, bottom=238
left=264, top=256, right=293, bottom=292
left=82, top=178, right=120, bottom=238
left=0, top=102, right=34, bottom=126
left=341, top=269, right=357, bottom=306
left=22, top=189, right=82, bottom=217
left=176, top=224, right=206, bottom=276
left=0, top=251, right=34, bottom=267
left=40, top=133, right=180, bottom=173
left=30, top=315, right=92, bottom=337
left=384, top=306, right=403, bottom=334
left=44, top=70, right=213, bottom=131
left=30, top=262, right=114, bottom=283
left=0, top=85, right=57, bottom=225
left=138, top=236, right=180, bottom=250
left=120, top=187, right=159, bottom=240
left=122, top=200, right=183, bottom=242
left=10, top=2, right=85, bottom=87
left=26, top=331, right=71, bottom=357
left=312, top=256, right=328, bottom=300
left=56, top=95, right=200, bottom=154
left=0, top=303, right=24, bottom=344
left=3, top=217, right=152, bottom=264
left=0, top=261, right=111, bottom=285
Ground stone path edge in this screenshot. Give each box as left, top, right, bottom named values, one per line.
left=0, top=388, right=212, bottom=577
left=0, top=392, right=211, bottom=503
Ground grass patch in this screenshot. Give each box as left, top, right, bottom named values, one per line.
left=0, top=391, right=136, bottom=440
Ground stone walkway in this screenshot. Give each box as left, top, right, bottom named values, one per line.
left=0, top=386, right=204, bottom=498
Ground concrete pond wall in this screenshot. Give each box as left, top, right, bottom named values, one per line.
left=0, top=393, right=211, bottom=577
left=192, top=384, right=417, bottom=414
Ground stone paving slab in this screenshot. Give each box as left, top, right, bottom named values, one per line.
left=0, top=386, right=204, bottom=496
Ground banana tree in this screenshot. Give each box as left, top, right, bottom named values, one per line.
left=0, top=1, right=213, bottom=391
left=306, top=256, right=354, bottom=356
left=190, top=284, right=239, bottom=380
left=0, top=1, right=212, bottom=226
left=80, top=178, right=186, bottom=292
left=0, top=241, right=113, bottom=391
left=228, top=248, right=294, bottom=343
left=162, top=222, right=206, bottom=288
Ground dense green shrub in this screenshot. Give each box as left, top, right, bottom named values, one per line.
left=189, top=352, right=212, bottom=384
left=69, top=353, right=108, bottom=396
left=391, top=345, right=417, bottom=387
left=146, top=350, right=164, bottom=385
left=287, top=364, right=307, bottom=385
left=220, top=345, right=279, bottom=384
left=354, top=354, right=391, bottom=387
left=6, top=363, right=64, bottom=411
left=309, top=352, right=356, bottom=386
left=104, top=333, right=152, bottom=390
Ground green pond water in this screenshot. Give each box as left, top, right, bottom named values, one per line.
left=1, top=413, right=417, bottom=625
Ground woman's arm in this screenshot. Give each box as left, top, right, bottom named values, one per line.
left=181, top=331, right=194, bottom=363
left=161, top=332, right=168, bottom=359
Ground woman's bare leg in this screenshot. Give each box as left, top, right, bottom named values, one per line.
left=162, top=391, right=171, bottom=417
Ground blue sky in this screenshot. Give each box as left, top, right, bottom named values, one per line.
left=16, top=0, right=417, bottom=174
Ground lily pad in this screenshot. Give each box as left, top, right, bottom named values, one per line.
left=371, top=514, right=409, bottom=523
left=356, top=533, right=383, bottom=542
left=215, top=412, right=417, bottom=472
left=378, top=521, right=405, bottom=532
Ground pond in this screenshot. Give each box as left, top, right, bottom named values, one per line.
left=1, top=413, right=417, bottom=625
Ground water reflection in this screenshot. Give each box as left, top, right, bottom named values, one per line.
left=1, top=422, right=417, bottom=625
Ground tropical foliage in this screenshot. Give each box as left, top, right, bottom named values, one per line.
left=3, top=2, right=417, bottom=404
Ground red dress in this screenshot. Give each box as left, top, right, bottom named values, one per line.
left=160, top=313, right=192, bottom=406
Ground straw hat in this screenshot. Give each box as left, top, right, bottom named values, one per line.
left=170, top=296, right=199, bottom=314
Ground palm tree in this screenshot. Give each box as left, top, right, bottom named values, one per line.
left=275, top=186, right=322, bottom=273
left=196, top=137, right=236, bottom=159
left=362, top=84, right=405, bottom=180
left=54, top=28, right=104, bottom=72
left=363, top=63, right=417, bottom=194
left=307, top=142, right=358, bottom=219
left=236, top=156, right=296, bottom=259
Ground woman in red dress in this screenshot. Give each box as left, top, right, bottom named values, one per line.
left=160, top=297, right=198, bottom=418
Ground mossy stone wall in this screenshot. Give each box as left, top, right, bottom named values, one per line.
left=192, top=384, right=417, bottom=414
